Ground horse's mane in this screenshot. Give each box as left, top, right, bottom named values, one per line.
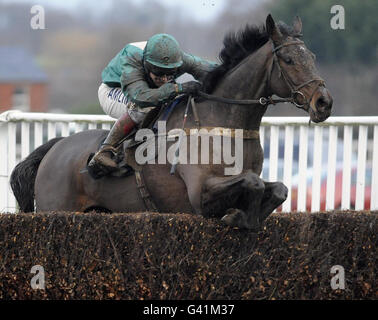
left=203, top=21, right=295, bottom=93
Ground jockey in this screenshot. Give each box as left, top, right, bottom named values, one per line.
left=89, top=33, right=218, bottom=174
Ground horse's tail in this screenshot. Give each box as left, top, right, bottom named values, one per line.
left=10, top=137, right=64, bottom=212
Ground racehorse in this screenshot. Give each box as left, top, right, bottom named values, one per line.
left=10, top=15, right=332, bottom=229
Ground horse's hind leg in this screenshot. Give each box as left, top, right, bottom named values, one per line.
left=201, top=169, right=266, bottom=229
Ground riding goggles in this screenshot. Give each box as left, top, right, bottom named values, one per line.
left=145, top=61, right=177, bottom=80
left=150, top=71, right=176, bottom=82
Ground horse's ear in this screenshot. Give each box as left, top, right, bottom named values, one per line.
left=293, top=16, right=302, bottom=35
left=266, top=14, right=282, bottom=44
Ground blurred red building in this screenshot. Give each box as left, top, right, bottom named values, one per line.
left=0, top=47, right=48, bottom=112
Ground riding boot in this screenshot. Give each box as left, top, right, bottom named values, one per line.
left=88, top=112, right=137, bottom=172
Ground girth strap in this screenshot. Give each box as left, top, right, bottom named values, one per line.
left=135, top=170, right=158, bottom=212
left=180, top=127, right=260, bottom=140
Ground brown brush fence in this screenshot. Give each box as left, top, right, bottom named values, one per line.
left=0, top=211, right=376, bottom=300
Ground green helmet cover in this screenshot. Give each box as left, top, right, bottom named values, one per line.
left=144, top=34, right=183, bottom=69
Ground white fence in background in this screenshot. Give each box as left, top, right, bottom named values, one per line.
left=1, top=110, right=377, bottom=214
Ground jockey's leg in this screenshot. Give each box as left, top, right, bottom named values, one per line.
left=98, top=83, right=128, bottom=119
left=92, top=84, right=146, bottom=173
left=88, top=112, right=137, bottom=171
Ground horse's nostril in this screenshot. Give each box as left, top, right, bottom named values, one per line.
left=316, top=96, right=331, bottom=111
left=317, top=97, right=325, bottom=107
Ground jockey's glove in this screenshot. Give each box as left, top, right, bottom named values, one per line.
left=177, top=81, right=202, bottom=95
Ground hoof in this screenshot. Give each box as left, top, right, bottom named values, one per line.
left=222, top=208, right=250, bottom=229
left=222, top=208, right=262, bottom=231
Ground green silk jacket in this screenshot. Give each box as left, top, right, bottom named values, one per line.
left=101, top=43, right=218, bottom=108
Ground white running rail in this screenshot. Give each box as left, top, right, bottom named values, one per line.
left=1, top=110, right=378, bottom=214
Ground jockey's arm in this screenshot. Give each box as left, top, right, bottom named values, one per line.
left=180, top=52, right=219, bottom=82
left=120, top=58, right=179, bottom=107
left=119, top=51, right=218, bottom=108
left=122, top=77, right=179, bottom=108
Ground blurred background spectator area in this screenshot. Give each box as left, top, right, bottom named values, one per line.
left=0, top=47, right=48, bottom=112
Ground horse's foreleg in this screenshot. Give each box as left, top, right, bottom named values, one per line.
left=224, top=181, right=287, bottom=228
left=201, top=169, right=265, bottom=229
left=259, top=181, right=288, bottom=219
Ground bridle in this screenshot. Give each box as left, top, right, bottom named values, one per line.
left=270, top=38, right=325, bottom=111
left=198, top=38, right=326, bottom=111
left=167, top=37, right=327, bottom=175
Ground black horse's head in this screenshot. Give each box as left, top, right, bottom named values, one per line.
left=266, top=14, right=333, bottom=123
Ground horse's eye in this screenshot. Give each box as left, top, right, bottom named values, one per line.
left=284, top=57, right=294, bottom=65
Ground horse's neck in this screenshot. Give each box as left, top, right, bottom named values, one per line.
left=213, top=42, right=272, bottom=101
left=206, top=42, right=272, bottom=130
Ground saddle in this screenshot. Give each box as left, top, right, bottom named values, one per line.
left=86, top=95, right=186, bottom=180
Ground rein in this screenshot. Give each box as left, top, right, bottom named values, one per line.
left=198, top=91, right=292, bottom=106
left=198, top=39, right=325, bottom=110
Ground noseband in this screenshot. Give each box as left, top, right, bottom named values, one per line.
left=270, top=39, right=325, bottom=111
